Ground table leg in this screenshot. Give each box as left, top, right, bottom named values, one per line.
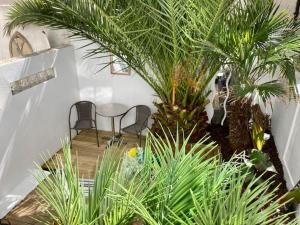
left=103, top=116, right=124, bottom=148
left=106, top=117, right=121, bottom=148
left=102, top=117, right=117, bottom=142
left=111, top=117, right=115, bottom=137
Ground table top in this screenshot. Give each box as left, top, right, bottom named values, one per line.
left=97, top=103, right=128, bottom=117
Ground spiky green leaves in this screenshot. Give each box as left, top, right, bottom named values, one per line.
left=36, top=133, right=298, bottom=225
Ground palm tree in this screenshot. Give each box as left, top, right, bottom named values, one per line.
left=204, top=0, right=300, bottom=150
left=5, top=0, right=236, bottom=142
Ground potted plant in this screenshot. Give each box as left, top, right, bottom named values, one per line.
left=204, top=0, right=300, bottom=150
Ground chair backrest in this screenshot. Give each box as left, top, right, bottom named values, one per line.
left=135, top=105, right=151, bottom=128
left=74, top=101, right=95, bottom=121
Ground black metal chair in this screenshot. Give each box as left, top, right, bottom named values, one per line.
left=119, top=105, right=151, bottom=146
left=69, top=101, right=99, bottom=147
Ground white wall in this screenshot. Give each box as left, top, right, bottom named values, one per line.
left=270, top=53, right=300, bottom=189
left=0, top=45, right=80, bottom=218
left=272, top=99, right=300, bottom=189
left=72, top=40, right=158, bottom=132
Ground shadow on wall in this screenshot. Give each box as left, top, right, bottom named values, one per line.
left=271, top=99, right=300, bottom=189
left=0, top=46, right=80, bottom=218
left=0, top=53, right=53, bottom=195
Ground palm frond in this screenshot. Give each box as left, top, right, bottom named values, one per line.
left=113, top=131, right=298, bottom=225
left=35, top=131, right=299, bottom=225
left=5, top=0, right=236, bottom=107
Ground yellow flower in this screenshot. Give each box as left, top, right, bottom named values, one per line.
left=128, top=147, right=137, bottom=158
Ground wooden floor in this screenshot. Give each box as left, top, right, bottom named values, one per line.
left=5, top=130, right=144, bottom=225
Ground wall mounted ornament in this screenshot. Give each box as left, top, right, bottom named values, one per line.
left=10, top=68, right=56, bottom=95
left=9, top=31, right=34, bottom=57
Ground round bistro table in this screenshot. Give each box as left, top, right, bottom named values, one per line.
left=97, top=103, right=128, bottom=144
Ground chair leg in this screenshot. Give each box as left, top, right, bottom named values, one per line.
left=139, top=133, right=142, bottom=147
left=94, top=121, right=100, bottom=147
left=96, top=129, right=99, bottom=147
left=69, top=128, right=72, bottom=149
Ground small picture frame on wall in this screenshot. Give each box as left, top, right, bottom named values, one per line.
left=110, top=55, right=131, bottom=75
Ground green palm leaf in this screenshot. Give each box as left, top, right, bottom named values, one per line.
left=5, top=0, right=234, bottom=104
left=35, top=132, right=299, bottom=225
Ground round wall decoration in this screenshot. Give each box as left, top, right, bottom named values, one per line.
left=9, top=31, right=34, bottom=57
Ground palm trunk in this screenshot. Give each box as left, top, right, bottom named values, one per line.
left=151, top=102, right=208, bottom=143
left=228, top=99, right=252, bottom=151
